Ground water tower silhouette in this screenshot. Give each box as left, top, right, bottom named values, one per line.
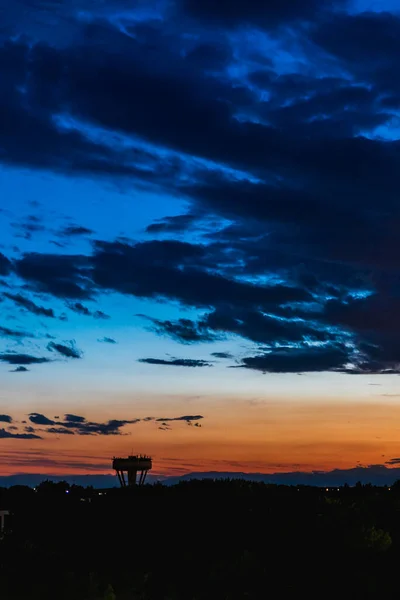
left=112, top=454, right=152, bottom=487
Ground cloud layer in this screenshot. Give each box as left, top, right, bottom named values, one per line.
left=23, top=412, right=205, bottom=437
left=0, top=411, right=205, bottom=442
left=0, top=1, right=400, bottom=376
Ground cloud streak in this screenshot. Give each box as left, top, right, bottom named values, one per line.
left=4, top=293, right=56, bottom=319
left=68, top=302, right=110, bottom=320
left=139, top=358, right=213, bottom=367
left=0, top=353, right=50, bottom=365
left=27, top=412, right=205, bottom=436
left=0, top=428, right=41, bottom=440
left=0, top=415, right=12, bottom=423
left=0, top=325, right=35, bottom=339
left=47, top=341, right=83, bottom=359
left=98, top=337, right=117, bottom=344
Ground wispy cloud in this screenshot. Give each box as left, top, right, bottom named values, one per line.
left=0, top=353, right=50, bottom=365
left=47, top=341, right=83, bottom=359
left=0, top=325, right=34, bottom=339
left=98, top=337, right=117, bottom=344
left=138, top=358, right=213, bottom=367
left=0, top=428, right=41, bottom=440
left=67, top=302, right=110, bottom=320
left=58, top=225, right=93, bottom=237
left=25, top=412, right=205, bottom=436
left=4, top=292, right=57, bottom=318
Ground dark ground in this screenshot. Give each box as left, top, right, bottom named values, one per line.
left=0, top=479, right=399, bottom=599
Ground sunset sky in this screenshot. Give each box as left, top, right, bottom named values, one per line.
left=1, top=0, right=400, bottom=483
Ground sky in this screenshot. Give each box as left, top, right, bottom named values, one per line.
left=1, top=0, right=400, bottom=483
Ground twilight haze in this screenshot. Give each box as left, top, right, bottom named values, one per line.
left=1, top=0, right=400, bottom=484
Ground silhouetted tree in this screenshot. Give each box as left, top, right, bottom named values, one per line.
left=1, top=479, right=400, bottom=599
left=36, top=480, right=70, bottom=495
left=363, top=526, right=392, bottom=552
left=103, top=584, right=116, bottom=600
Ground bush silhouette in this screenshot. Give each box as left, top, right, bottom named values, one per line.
left=103, top=584, right=116, bottom=600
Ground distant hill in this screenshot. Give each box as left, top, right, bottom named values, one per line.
left=1, top=464, right=400, bottom=488
left=164, top=466, right=400, bottom=487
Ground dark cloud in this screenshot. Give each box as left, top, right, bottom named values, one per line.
left=4, top=292, right=56, bottom=318
left=0, top=15, right=393, bottom=194
left=74, top=418, right=141, bottom=436
left=157, top=415, right=204, bottom=429
left=0, top=31, right=248, bottom=182
left=0, top=353, right=50, bottom=365
left=142, top=308, right=337, bottom=349
left=0, top=6, right=399, bottom=376
left=184, top=42, right=231, bottom=71
left=155, top=415, right=203, bottom=423
left=68, top=302, right=91, bottom=316
left=64, top=414, right=86, bottom=423
left=29, top=412, right=140, bottom=436
left=0, top=415, right=12, bottom=423
left=203, top=308, right=336, bottom=345
left=140, top=315, right=219, bottom=344
left=14, top=253, right=92, bottom=299
left=64, top=416, right=140, bottom=436
left=0, top=252, right=12, bottom=276
left=67, top=302, right=110, bottom=320
left=29, top=413, right=55, bottom=426
left=11, top=410, right=205, bottom=437
left=10, top=366, right=30, bottom=372
left=138, top=358, right=213, bottom=367
left=98, top=337, right=117, bottom=344
left=11, top=215, right=47, bottom=240
left=0, top=324, right=35, bottom=339
left=58, top=225, right=93, bottom=237
left=239, top=345, right=350, bottom=373
left=93, top=310, right=110, bottom=320
left=0, top=29, right=323, bottom=188
left=91, top=240, right=310, bottom=309
left=0, top=35, right=153, bottom=178
left=181, top=0, right=347, bottom=28
left=0, top=428, right=41, bottom=440
left=47, top=341, right=83, bottom=359
left=47, top=427, right=75, bottom=435
left=211, top=352, right=233, bottom=359
left=312, top=12, right=400, bottom=72
left=146, top=213, right=199, bottom=234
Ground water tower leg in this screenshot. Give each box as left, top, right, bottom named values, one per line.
left=128, top=469, right=137, bottom=486
left=142, top=470, right=148, bottom=485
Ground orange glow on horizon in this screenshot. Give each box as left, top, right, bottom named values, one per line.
left=3, top=397, right=400, bottom=478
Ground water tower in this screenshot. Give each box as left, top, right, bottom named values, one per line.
left=112, top=455, right=152, bottom=487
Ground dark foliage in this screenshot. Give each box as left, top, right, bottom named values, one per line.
left=0, top=479, right=399, bottom=598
